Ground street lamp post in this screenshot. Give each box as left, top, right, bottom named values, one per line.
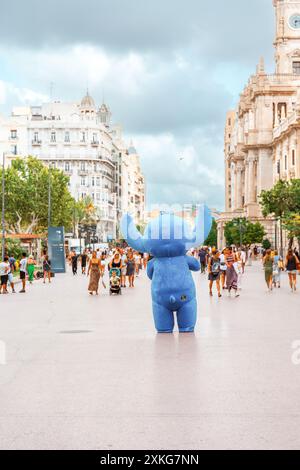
left=1, top=153, right=5, bottom=260
left=48, top=167, right=51, bottom=228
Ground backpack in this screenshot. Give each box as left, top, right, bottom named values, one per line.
left=212, top=261, right=220, bottom=274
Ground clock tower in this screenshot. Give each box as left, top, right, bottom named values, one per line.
left=274, top=0, right=300, bottom=74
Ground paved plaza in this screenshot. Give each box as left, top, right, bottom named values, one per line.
left=0, top=262, right=300, bottom=450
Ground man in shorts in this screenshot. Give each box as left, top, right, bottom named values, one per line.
left=0, top=256, right=10, bottom=294
left=19, top=253, right=28, bottom=293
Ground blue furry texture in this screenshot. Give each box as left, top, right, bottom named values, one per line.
left=121, top=209, right=212, bottom=333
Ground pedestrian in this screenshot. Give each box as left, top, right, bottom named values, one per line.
left=134, top=252, right=142, bottom=276
left=71, top=250, right=78, bottom=275
left=263, top=249, right=274, bottom=292
left=27, top=255, right=36, bottom=284
left=219, top=249, right=227, bottom=289
left=0, top=256, right=10, bottom=294
left=272, top=250, right=283, bottom=289
left=87, top=251, right=101, bottom=295
left=126, top=251, right=135, bottom=288
left=8, top=254, right=16, bottom=273
left=43, top=255, right=52, bottom=284
left=286, top=249, right=300, bottom=293
left=7, top=260, right=16, bottom=293
left=81, top=250, right=87, bottom=275
left=19, top=253, right=27, bottom=293
left=143, top=252, right=149, bottom=270
left=240, top=247, right=246, bottom=274
left=199, top=247, right=207, bottom=274
left=226, top=248, right=239, bottom=298
left=120, top=250, right=127, bottom=288
left=207, top=250, right=222, bottom=298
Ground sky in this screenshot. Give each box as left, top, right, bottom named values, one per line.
left=0, top=0, right=275, bottom=210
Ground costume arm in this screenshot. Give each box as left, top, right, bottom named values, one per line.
left=185, top=255, right=200, bottom=272
left=147, top=258, right=155, bottom=280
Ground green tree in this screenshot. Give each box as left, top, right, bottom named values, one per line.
left=204, top=219, right=217, bottom=247
left=283, top=213, right=300, bottom=250
left=224, top=218, right=265, bottom=246
left=0, top=157, right=74, bottom=234
left=259, top=179, right=300, bottom=254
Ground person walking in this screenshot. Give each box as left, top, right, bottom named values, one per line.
left=272, top=250, right=283, bottom=289
left=226, top=248, right=239, bottom=298
left=19, top=253, right=28, bottom=293
left=126, top=251, right=135, bottom=288
left=81, top=250, right=88, bottom=275
left=43, top=255, right=52, bottom=284
left=27, top=255, right=36, bottom=284
left=0, top=256, right=10, bottom=294
left=120, top=250, right=127, bottom=288
left=263, top=249, right=274, bottom=292
left=88, top=251, right=101, bottom=295
left=219, top=249, right=227, bottom=289
left=199, top=247, right=208, bottom=274
left=207, top=250, right=222, bottom=298
left=286, top=249, right=300, bottom=293
left=71, top=250, right=78, bottom=276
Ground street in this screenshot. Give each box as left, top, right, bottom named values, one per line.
left=0, top=262, right=300, bottom=450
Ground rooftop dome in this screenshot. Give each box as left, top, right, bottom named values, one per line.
left=80, top=91, right=95, bottom=108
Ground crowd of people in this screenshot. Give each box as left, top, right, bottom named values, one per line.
left=0, top=252, right=52, bottom=294
left=190, top=245, right=300, bottom=297
left=68, top=248, right=149, bottom=296
left=1, top=244, right=299, bottom=297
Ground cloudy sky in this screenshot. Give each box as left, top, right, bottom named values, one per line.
left=0, top=0, right=275, bottom=209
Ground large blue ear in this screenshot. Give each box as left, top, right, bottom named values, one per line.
left=185, top=204, right=212, bottom=249
left=121, top=214, right=145, bottom=253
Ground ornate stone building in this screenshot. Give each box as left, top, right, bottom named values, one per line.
left=218, top=0, right=300, bottom=249
left=0, top=92, right=145, bottom=241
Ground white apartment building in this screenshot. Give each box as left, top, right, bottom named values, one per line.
left=0, top=92, right=145, bottom=241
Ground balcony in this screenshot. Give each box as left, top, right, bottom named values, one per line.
left=32, top=140, right=42, bottom=146
left=91, top=140, right=99, bottom=147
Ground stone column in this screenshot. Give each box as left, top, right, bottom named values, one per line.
left=236, top=162, right=244, bottom=209
left=247, top=154, right=257, bottom=204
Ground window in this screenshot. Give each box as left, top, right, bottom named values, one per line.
left=277, top=160, right=281, bottom=175
left=81, top=177, right=86, bottom=186
left=81, top=132, right=86, bottom=142
left=65, top=162, right=70, bottom=172
left=50, top=131, right=56, bottom=143
left=50, top=162, right=56, bottom=169
left=96, top=193, right=100, bottom=201
left=10, top=130, right=17, bottom=139
left=292, top=149, right=296, bottom=166
left=65, top=131, right=70, bottom=142
left=91, top=177, right=95, bottom=186
left=228, top=118, right=231, bottom=126
left=34, top=131, right=39, bottom=142
left=293, top=62, right=300, bottom=75
left=92, top=133, right=98, bottom=143
left=96, top=177, right=100, bottom=187
left=11, top=145, right=17, bottom=155
left=285, top=155, right=288, bottom=170
left=81, top=162, right=86, bottom=171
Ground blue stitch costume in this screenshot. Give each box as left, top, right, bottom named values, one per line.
left=121, top=206, right=212, bottom=333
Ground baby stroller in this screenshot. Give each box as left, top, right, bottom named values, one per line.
left=109, top=268, right=122, bottom=295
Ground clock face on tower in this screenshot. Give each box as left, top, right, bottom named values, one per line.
left=289, top=14, right=300, bottom=29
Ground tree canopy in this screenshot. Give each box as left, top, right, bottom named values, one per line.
left=0, top=157, right=74, bottom=234
left=204, top=219, right=217, bottom=247
left=224, top=218, right=265, bottom=246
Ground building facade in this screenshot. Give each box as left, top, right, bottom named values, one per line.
left=218, top=0, right=300, bottom=249
left=0, top=93, right=145, bottom=241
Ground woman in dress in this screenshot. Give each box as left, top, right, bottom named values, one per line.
left=126, top=251, right=135, bottom=288
left=27, top=255, right=36, bottom=284
left=263, top=249, right=274, bottom=292
left=87, top=251, right=101, bottom=295
left=226, top=248, right=239, bottom=298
